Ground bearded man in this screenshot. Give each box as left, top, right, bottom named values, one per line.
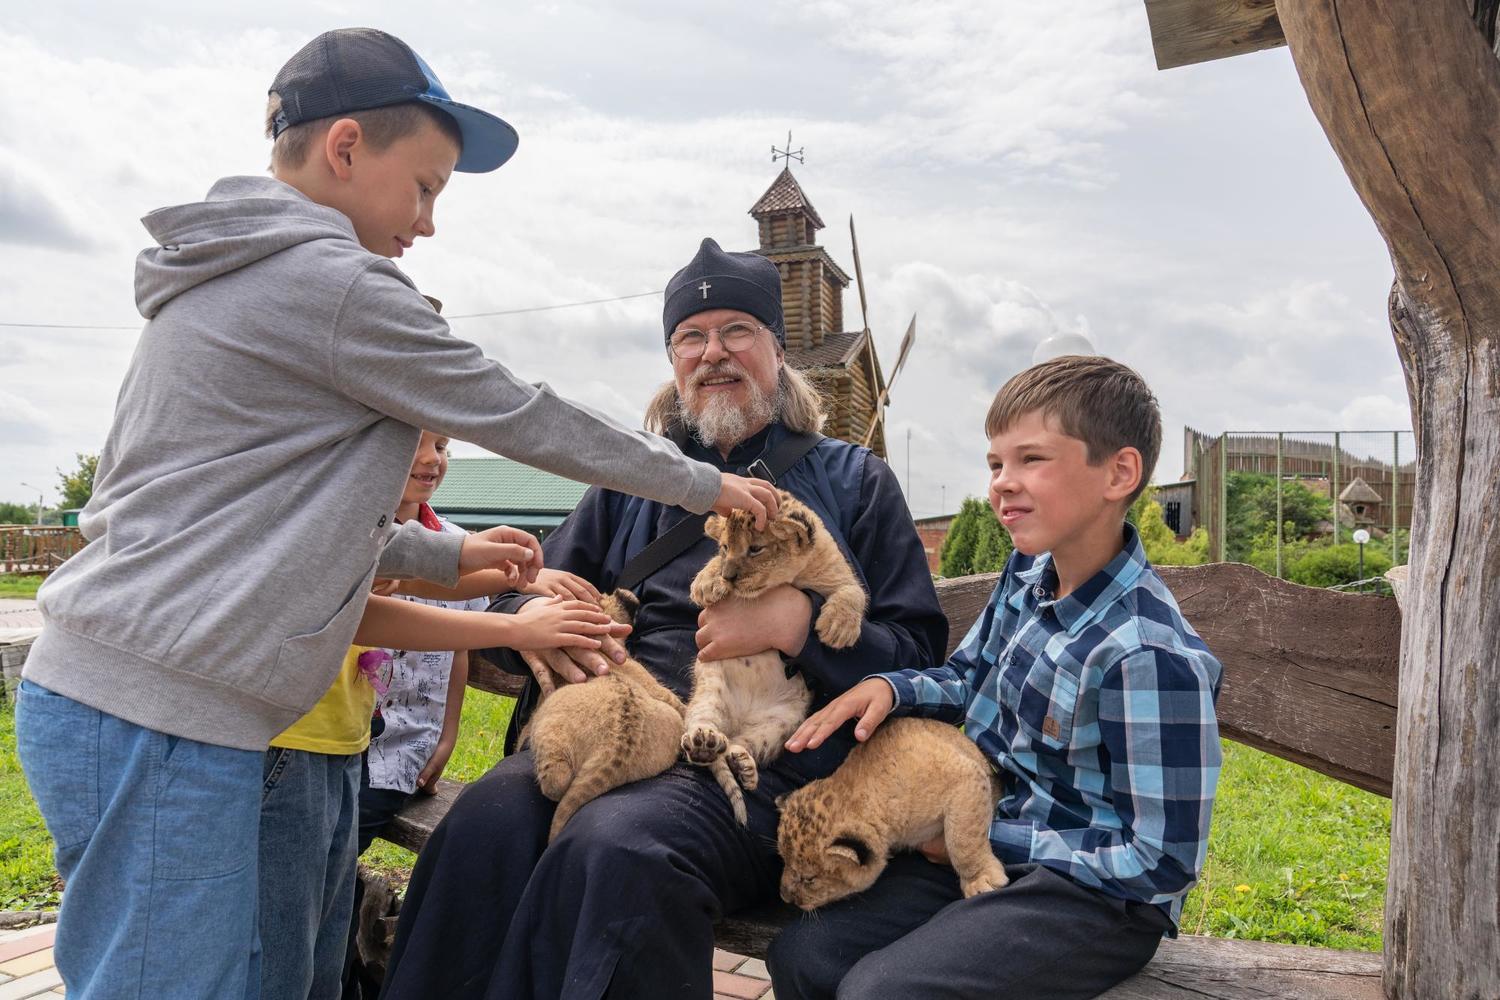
left=382, top=238, right=947, bottom=1000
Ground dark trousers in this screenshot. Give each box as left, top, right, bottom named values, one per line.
left=380, top=748, right=797, bottom=1000
left=767, top=856, right=1171, bottom=1000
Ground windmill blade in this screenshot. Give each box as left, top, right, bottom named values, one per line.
left=849, top=215, right=870, bottom=335
left=861, top=314, right=917, bottom=448
left=888, top=313, right=916, bottom=390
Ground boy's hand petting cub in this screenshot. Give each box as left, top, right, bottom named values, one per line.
left=510, top=596, right=629, bottom=652
left=785, top=677, right=896, bottom=752
left=459, top=525, right=545, bottom=584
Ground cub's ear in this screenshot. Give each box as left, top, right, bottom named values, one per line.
left=774, top=793, right=789, bottom=810
left=828, top=834, right=873, bottom=866
left=703, top=514, right=726, bottom=543
left=784, top=508, right=816, bottom=549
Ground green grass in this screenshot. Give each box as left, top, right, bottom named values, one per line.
left=0, top=575, right=44, bottom=599
left=0, top=703, right=62, bottom=911
left=358, top=689, right=515, bottom=879
left=1180, top=741, right=1389, bottom=950
left=2, top=696, right=1388, bottom=951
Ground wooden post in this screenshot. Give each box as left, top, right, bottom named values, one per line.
left=1274, top=1, right=1500, bottom=994
left=1275, top=432, right=1284, bottom=578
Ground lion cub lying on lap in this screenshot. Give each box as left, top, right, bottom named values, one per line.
left=525, top=591, right=686, bottom=842
left=682, top=491, right=867, bottom=824
left=777, top=717, right=1008, bottom=909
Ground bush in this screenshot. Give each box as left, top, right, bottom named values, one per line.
left=1287, top=543, right=1392, bottom=589
left=1130, top=491, right=1210, bottom=566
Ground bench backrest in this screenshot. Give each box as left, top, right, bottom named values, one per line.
left=467, top=564, right=1400, bottom=797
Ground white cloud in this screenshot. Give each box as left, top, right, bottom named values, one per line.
left=0, top=2, right=1412, bottom=523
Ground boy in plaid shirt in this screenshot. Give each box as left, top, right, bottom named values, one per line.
left=772, top=355, right=1223, bottom=1000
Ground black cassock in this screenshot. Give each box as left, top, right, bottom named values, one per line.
left=382, top=422, right=947, bottom=1000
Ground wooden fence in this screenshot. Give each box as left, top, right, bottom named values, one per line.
left=0, top=526, right=85, bottom=575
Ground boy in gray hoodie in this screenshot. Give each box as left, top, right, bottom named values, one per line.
left=15, top=27, right=777, bottom=999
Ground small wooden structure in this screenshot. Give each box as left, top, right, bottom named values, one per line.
left=1145, top=2, right=1500, bottom=995
left=0, top=526, right=84, bottom=576
left=367, top=563, right=1398, bottom=997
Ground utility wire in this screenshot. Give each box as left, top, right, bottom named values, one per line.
left=0, top=289, right=664, bottom=330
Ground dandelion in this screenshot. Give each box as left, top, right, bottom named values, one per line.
left=1234, top=884, right=1251, bottom=894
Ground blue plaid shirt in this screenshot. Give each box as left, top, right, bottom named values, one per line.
left=880, top=523, right=1222, bottom=929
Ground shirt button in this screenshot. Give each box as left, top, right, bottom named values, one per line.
left=1033, top=584, right=1047, bottom=599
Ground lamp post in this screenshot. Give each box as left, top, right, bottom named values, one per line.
left=1353, top=528, right=1371, bottom=584
left=18, top=482, right=44, bottom=526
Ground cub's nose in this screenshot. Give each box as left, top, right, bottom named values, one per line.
left=722, top=562, right=739, bottom=581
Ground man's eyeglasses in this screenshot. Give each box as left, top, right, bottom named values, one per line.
left=669, top=321, right=765, bottom=360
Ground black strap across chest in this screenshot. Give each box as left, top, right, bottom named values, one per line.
left=613, top=430, right=821, bottom=594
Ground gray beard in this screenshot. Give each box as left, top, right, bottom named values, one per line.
left=677, top=365, right=781, bottom=451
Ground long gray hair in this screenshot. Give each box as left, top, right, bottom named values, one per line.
left=643, top=363, right=828, bottom=437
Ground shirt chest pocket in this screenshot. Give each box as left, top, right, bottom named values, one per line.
left=998, top=654, right=1081, bottom=752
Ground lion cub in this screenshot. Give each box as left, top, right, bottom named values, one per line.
left=525, top=591, right=686, bottom=842
left=681, top=490, right=866, bottom=824
left=777, top=717, right=1008, bottom=910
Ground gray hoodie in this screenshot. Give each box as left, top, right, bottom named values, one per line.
left=23, top=175, right=721, bottom=750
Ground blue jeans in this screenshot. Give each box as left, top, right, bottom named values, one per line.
left=14, top=679, right=262, bottom=1000
left=258, top=746, right=360, bottom=1000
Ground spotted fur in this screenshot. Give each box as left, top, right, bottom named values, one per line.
left=526, top=591, right=685, bottom=841
left=682, top=491, right=867, bottom=824
left=776, top=718, right=1008, bottom=909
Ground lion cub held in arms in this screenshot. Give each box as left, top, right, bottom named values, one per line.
left=682, top=490, right=867, bottom=824
left=525, top=591, right=686, bottom=842
left=777, top=717, right=1008, bottom=909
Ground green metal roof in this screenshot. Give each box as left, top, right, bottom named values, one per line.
left=430, top=457, right=588, bottom=514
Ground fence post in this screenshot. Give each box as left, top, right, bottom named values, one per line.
left=1331, top=431, right=1341, bottom=545
left=1275, top=433, right=1284, bottom=577
left=1392, top=431, right=1400, bottom=564
left=1218, top=434, right=1228, bottom=562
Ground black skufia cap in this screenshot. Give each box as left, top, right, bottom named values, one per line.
left=663, top=238, right=785, bottom=346
left=269, top=28, right=518, bottom=173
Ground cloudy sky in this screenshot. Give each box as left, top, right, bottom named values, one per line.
left=0, top=1, right=1410, bottom=519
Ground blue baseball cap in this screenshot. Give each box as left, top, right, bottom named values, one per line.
left=270, top=28, right=518, bottom=173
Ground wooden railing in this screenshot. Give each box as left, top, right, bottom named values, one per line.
left=0, top=526, right=85, bottom=575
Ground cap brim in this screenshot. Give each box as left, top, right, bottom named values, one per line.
left=417, top=93, right=518, bottom=173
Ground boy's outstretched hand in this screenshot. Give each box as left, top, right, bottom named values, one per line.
left=523, top=568, right=602, bottom=604
left=785, top=677, right=896, bottom=753
left=510, top=596, right=630, bottom=652
left=460, top=526, right=544, bottom=584
left=712, top=473, right=780, bottom=529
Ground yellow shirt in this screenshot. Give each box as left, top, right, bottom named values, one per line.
left=271, top=646, right=376, bottom=755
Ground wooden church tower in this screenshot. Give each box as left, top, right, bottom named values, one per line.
left=749, top=167, right=890, bottom=458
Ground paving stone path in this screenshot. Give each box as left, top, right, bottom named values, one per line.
left=0, top=922, right=775, bottom=999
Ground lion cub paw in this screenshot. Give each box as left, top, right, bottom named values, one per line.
left=725, top=745, right=759, bottom=791
left=690, top=574, right=732, bottom=608
left=958, top=859, right=1010, bottom=898
left=815, top=604, right=863, bottom=649
left=682, top=726, right=729, bottom=764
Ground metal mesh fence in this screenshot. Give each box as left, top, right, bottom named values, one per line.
left=1184, top=429, right=1414, bottom=584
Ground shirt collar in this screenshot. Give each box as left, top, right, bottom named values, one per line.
left=1008, top=522, right=1148, bottom=636
left=676, top=421, right=782, bottom=471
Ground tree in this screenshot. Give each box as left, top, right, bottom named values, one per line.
left=1269, top=3, right=1500, bottom=991
left=57, top=453, right=98, bottom=510
left=1223, top=472, right=1331, bottom=562
left=0, top=501, right=38, bottom=525
left=970, top=507, right=1013, bottom=573
left=937, top=497, right=986, bottom=578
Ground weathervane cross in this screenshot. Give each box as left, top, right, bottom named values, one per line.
left=698, top=280, right=712, bottom=299
left=771, top=130, right=805, bottom=165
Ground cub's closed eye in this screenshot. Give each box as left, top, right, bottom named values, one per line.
left=747, top=545, right=765, bottom=556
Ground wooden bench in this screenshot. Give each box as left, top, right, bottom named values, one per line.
left=377, top=564, right=1397, bottom=998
